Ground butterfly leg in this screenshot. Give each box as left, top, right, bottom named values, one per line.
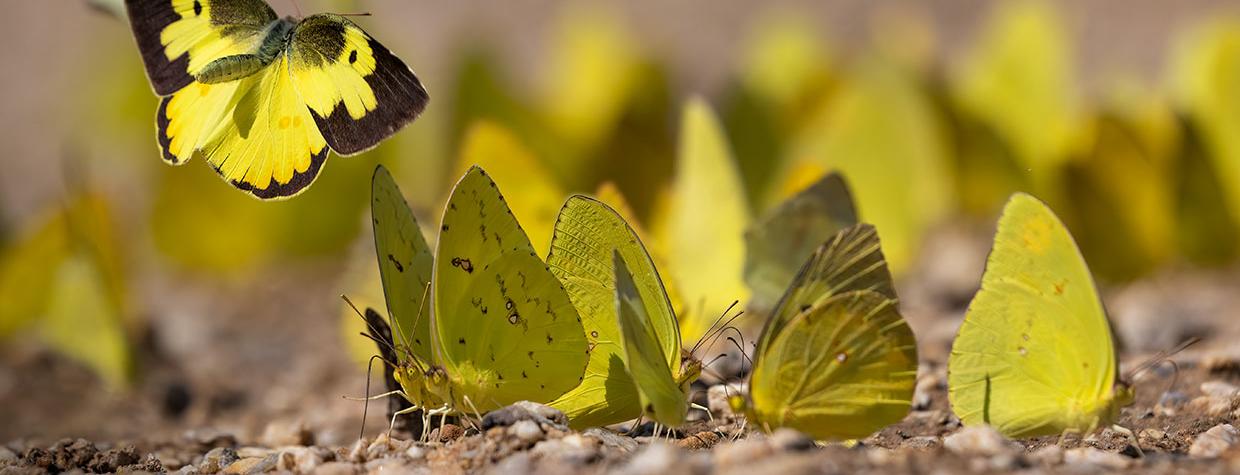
left=389, top=404, right=423, bottom=440
left=690, top=403, right=715, bottom=423
left=1055, top=428, right=1081, bottom=447
left=422, top=404, right=453, bottom=442
left=625, top=415, right=645, bottom=437
left=1111, top=424, right=1144, bottom=457
left=344, top=389, right=407, bottom=401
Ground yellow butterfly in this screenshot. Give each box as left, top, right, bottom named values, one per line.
left=124, top=0, right=428, bottom=199
left=948, top=193, right=1132, bottom=439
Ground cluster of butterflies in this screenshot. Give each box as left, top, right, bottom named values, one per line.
left=361, top=163, right=1137, bottom=443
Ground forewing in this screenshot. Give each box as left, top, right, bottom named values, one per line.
left=947, top=192, right=1119, bottom=438
left=433, top=167, right=587, bottom=412
left=748, top=290, right=917, bottom=440
left=289, top=14, right=429, bottom=155
left=125, top=0, right=276, bottom=95
left=371, top=165, right=434, bottom=364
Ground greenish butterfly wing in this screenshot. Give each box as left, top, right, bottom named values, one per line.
left=756, top=223, right=896, bottom=354
left=613, top=251, right=687, bottom=428
left=433, top=167, right=588, bottom=412
left=744, top=172, right=859, bottom=315
left=547, top=196, right=682, bottom=428
left=371, top=165, right=435, bottom=365
left=948, top=192, right=1123, bottom=439
left=748, top=290, right=917, bottom=440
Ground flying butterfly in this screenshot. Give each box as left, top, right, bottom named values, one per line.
left=546, top=196, right=699, bottom=429
left=731, top=224, right=919, bottom=440
left=124, top=0, right=429, bottom=199
left=948, top=193, right=1133, bottom=439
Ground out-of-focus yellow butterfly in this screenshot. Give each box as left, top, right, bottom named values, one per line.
left=658, top=98, right=751, bottom=346
left=744, top=172, right=858, bottom=317
left=948, top=193, right=1132, bottom=439
left=731, top=224, right=917, bottom=440
left=547, top=196, right=698, bottom=429
left=124, top=0, right=428, bottom=199
left=369, top=165, right=589, bottom=426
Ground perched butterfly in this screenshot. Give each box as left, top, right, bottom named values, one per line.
left=371, top=165, right=588, bottom=424
left=948, top=193, right=1132, bottom=439
left=546, top=196, right=698, bottom=429
left=124, top=0, right=428, bottom=199
left=744, top=172, right=858, bottom=316
left=360, top=306, right=419, bottom=436
left=731, top=224, right=918, bottom=440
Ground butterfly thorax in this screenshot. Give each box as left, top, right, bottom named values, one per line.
left=677, top=357, right=702, bottom=394
left=194, top=17, right=296, bottom=84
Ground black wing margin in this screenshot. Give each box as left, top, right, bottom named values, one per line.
left=125, top=0, right=193, bottom=95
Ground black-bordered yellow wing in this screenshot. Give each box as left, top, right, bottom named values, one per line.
left=124, top=0, right=429, bottom=199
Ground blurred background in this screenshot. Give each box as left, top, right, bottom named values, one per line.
left=3, top=0, right=1240, bottom=449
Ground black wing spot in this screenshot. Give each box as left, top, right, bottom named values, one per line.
left=442, top=225, right=449, bottom=231
left=546, top=333, right=554, bottom=344
left=458, top=338, right=466, bottom=345
left=193, top=0, right=202, bottom=15
left=590, top=331, right=599, bottom=339
left=527, top=351, right=534, bottom=359
left=386, top=254, right=404, bottom=272
left=521, top=371, right=528, bottom=379
left=451, top=257, right=475, bottom=273
left=348, top=50, right=358, bottom=64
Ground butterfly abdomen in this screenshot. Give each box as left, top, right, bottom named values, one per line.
left=193, top=19, right=294, bottom=83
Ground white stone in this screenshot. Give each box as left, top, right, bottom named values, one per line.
left=1190, top=423, right=1240, bottom=458
left=510, top=420, right=544, bottom=442
left=1063, top=447, right=1131, bottom=470
left=942, top=426, right=1016, bottom=456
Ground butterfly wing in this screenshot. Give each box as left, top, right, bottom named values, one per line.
left=748, top=290, right=917, bottom=440
left=547, top=196, right=681, bottom=428
left=947, top=193, right=1121, bottom=438
left=125, top=0, right=277, bottom=95
left=288, top=14, right=429, bottom=155
left=744, top=172, right=859, bottom=315
left=157, top=50, right=332, bottom=199
left=663, top=99, right=751, bottom=346
left=371, top=165, right=435, bottom=364
left=614, top=251, right=687, bottom=427
left=756, top=223, right=897, bottom=354
left=432, top=167, right=588, bottom=412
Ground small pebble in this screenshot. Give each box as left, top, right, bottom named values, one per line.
left=583, top=428, right=639, bottom=453
left=621, top=443, right=681, bottom=475
left=712, top=437, right=772, bottom=466
left=532, top=435, right=598, bottom=464
left=365, top=433, right=394, bottom=460
left=768, top=429, right=814, bottom=452
left=1189, top=395, right=1235, bottom=417
left=942, top=426, right=1016, bottom=457
left=1031, top=445, right=1064, bottom=465
left=0, top=446, right=16, bottom=463
left=1064, top=447, right=1131, bottom=470
left=311, top=461, right=358, bottom=475
left=1202, top=380, right=1240, bottom=399
left=404, top=445, right=425, bottom=460
left=364, top=457, right=411, bottom=474
left=221, top=454, right=276, bottom=474
left=509, top=420, right=544, bottom=443
left=346, top=439, right=367, bottom=463
left=1190, top=423, right=1239, bottom=458
left=1203, top=353, right=1240, bottom=376
left=481, top=401, right=567, bottom=429
left=904, top=436, right=940, bottom=450
left=912, top=372, right=942, bottom=411
left=199, top=447, right=239, bottom=474
left=1140, top=428, right=1166, bottom=442
left=676, top=431, right=722, bottom=450
left=433, top=424, right=465, bottom=443
left=259, top=420, right=313, bottom=447
left=1156, top=391, right=1190, bottom=416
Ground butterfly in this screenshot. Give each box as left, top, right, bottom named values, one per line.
left=370, top=165, right=588, bottom=425
left=731, top=224, right=919, bottom=440
left=124, top=0, right=428, bottom=199
left=948, top=192, right=1132, bottom=439
left=546, top=196, right=698, bottom=429
left=744, top=172, right=859, bottom=316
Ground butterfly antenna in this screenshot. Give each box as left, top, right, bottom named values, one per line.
left=287, top=0, right=302, bottom=17
left=341, top=295, right=398, bottom=355
left=359, top=353, right=385, bottom=439
left=726, top=335, right=754, bottom=376
left=691, top=300, right=740, bottom=355
left=1124, top=337, right=1201, bottom=383
left=338, top=12, right=373, bottom=17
